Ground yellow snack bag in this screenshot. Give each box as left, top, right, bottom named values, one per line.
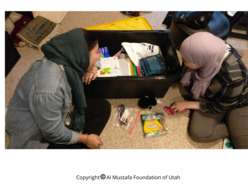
left=141, top=113, right=168, bottom=138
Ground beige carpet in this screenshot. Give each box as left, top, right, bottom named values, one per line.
left=5, top=11, right=248, bottom=149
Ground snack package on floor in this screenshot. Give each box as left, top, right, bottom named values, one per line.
left=141, top=113, right=168, bottom=138
left=111, top=104, right=134, bottom=131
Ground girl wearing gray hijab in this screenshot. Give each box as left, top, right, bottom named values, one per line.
left=171, top=32, right=248, bottom=149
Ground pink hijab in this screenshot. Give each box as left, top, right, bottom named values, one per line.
left=179, top=32, right=227, bottom=99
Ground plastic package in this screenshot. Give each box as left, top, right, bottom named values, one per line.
left=140, top=54, right=166, bottom=76
left=99, top=46, right=110, bottom=58
left=141, top=113, right=168, bottom=138
left=112, top=104, right=134, bottom=131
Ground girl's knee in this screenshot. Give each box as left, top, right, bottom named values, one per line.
left=103, top=100, right=111, bottom=112
left=230, top=135, right=248, bottom=149
left=188, top=126, right=212, bottom=143
left=100, top=99, right=111, bottom=118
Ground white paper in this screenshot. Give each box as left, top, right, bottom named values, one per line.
left=97, top=57, right=121, bottom=77
left=118, top=58, right=131, bottom=76
left=120, top=109, right=129, bottom=123
left=121, top=42, right=160, bottom=66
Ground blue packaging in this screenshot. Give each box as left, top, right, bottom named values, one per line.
left=99, top=47, right=110, bottom=58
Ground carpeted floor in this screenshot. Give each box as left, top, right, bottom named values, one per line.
left=5, top=11, right=248, bottom=149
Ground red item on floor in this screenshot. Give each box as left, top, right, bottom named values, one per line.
left=129, top=111, right=141, bottom=134
left=163, top=106, right=186, bottom=115
left=10, top=15, right=32, bottom=46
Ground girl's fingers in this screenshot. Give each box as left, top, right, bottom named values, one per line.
left=88, top=73, right=96, bottom=84
left=93, top=74, right=97, bottom=80
left=97, top=136, right=101, bottom=141
left=88, top=74, right=94, bottom=84
left=84, top=77, right=88, bottom=84
left=87, top=78, right=91, bottom=84
left=173, top=107, right=178, bottom=112
left=84, top=73, right=92, bottom=84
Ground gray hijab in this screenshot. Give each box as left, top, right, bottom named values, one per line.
left=179, top=32, right=227, bottom=99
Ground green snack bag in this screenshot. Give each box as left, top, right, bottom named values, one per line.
left=141, top=113, right=168, bottom=138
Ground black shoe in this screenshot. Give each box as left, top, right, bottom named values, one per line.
left=138, top=95, right=157, bottom=109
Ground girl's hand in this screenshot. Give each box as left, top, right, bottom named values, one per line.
left=86, top=134, right=102, bottom=149
left=82, top=66, right=98, bottom=85
left=171, top=101, right=189, bottom=113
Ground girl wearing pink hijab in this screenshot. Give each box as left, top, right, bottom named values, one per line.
left=171, top=32, right=248, bottom=149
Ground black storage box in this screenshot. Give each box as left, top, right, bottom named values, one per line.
left=85, top=30, right=181, bottom=98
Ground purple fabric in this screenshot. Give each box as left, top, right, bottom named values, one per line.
left=179, top=32, right=227, bottom=99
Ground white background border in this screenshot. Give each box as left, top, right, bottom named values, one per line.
left=1, top=1, right=247, bottom=185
